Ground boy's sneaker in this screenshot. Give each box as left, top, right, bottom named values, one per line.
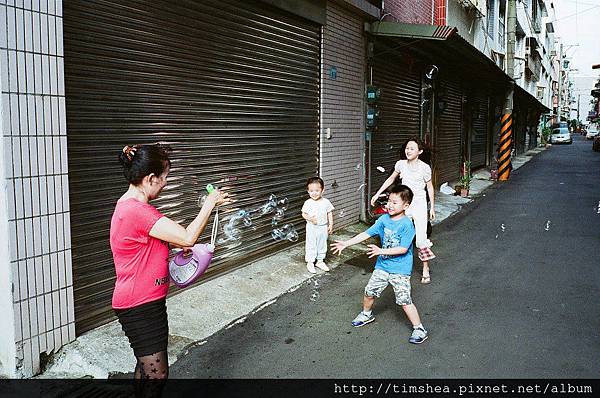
left=409, top=327, right=428, bottom=344
left=315, top=261, right=330, bottom=272
left=351, top=312, right=375, bottom=327
left=306, top=262, right=316, bottom=274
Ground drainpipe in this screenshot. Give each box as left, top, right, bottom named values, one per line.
left=498, top=0, right=516, bottom=181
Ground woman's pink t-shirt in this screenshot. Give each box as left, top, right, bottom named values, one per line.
left=110, top=198, right=169, bottom=309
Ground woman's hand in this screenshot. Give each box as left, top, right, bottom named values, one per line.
left=366, top=244, right=383, bottom=258
left=429, top=207, right=436, bottom=221
left=370, top=195, right=379, bottom=207
left=205, top=189, right=232, bottom=207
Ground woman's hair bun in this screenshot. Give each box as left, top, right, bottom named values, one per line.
left=118, top=145, right=137, bottom=167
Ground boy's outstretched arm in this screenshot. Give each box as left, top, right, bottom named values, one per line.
left=366, top=244, right=409, bottom=258
left=330, top=232, right=371, bottom=255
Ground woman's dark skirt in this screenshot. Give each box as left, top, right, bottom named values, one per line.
left=114, top=298, right=168, bottom=357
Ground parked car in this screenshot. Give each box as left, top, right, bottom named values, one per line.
left=585, top=125, right=598, bottom=140
left=549, top=127, right=572, bottom=144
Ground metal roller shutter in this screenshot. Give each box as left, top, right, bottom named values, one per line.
left=369, top=47, right=421, bottom=198
left=434, top=79, right=463, bottom=185
left=470, top=94, right=488, bottom=169
left=513, top=103, right=527, bottom=155
left=64, top=0, right=320, bottom=333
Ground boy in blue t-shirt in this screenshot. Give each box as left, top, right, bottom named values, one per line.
left=331, top=184, right=428, bottom=344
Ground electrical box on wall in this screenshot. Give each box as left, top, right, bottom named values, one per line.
left=366, top=85, right=381, bottom=103
left=366, top=105, right=380, bottom=128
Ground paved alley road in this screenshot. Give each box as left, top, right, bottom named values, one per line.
left=171, top=136, right=600, bottom=378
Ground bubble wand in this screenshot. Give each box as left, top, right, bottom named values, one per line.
left=169, top=184, right=219, bottom=288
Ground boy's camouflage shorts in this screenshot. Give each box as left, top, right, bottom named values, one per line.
left=364, top=269, right=412, bottom=305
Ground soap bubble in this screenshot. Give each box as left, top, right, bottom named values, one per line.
left=273, top=208, right=285, bottom=221
left=339, top=210, right=345, bottom=217
left=355, top=163, right=361, bottom=170
left=310, top=291, right=320, bottom=301
left=376, top=166, right=386, bottom=173
left=271, top=224, right=298, bottom=242
left=277, top=198, right=288, bottom=211
left=259, top=195, right=278, bottom=215
left=271, top=229, right=284, bottom=241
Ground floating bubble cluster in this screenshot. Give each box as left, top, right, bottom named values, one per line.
left=212, top=192, right=296, bottom=247
left=271, top=223, right=299, bottom=242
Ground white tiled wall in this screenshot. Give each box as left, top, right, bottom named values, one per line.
left=321, top=1, right=366, bottom=226
left=0, top=0, right=73, bottom=378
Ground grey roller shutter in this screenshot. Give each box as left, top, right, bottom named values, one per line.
left=434, top=79, right=462, bottom=185
left=369, top=46, right=421, bottom=197
left=64, top=0, right=320, bottom=334
left=470, top=94, right=488, bottom=169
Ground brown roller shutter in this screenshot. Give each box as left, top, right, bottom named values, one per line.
left=64, top=0, right=320, bottom=334
left=470, top=94, right=488, bottom=169
left=434, top=79, right=463, bottom=185
left=369, top=45, right=421, bottom=198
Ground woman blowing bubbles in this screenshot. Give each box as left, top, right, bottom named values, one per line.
left=110, top=143, right=230, bottom=385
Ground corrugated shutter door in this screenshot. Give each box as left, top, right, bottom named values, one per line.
left=435, top=79, right=462, bottom=184
left=370, top=48, right=421, bottom=195
left=471, top=95, right=488, bottom=169
left=64, top=0, right=320, bottom=333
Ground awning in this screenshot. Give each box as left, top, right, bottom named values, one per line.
left=365, top=21, right=512, bottom=89
left=514, top=84, right=551, bottom=113
left=365, top=21, right=550, bottom=113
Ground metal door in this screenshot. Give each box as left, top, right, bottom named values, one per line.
left=64, top=0, right=321, bottom=333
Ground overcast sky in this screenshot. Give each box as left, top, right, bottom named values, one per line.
left=551, top=0, right=600, bottom=119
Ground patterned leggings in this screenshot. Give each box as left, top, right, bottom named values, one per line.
left=134, top=350, right=168, bottom=397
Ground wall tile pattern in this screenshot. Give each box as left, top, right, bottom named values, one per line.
left=0, top=0, right=73, bottom=378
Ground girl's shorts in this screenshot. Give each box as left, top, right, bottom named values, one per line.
left=114, top=298, right=168, bottom=357
left=364, top=269, right=412, bottom=305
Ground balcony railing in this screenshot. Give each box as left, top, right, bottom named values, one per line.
left=525, top=53, right=542, bottom=82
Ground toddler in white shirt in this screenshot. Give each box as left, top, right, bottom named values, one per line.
left=302, top=177, right=334, bottom=273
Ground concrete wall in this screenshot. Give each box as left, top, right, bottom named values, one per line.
left=321, top=1, right=366, bottom=225
left=383, top=0, right=433, bottom=24
left=0, top=0, right=74, bottom=378
left=447, top=0, right=476, bottom=44
left=0, top=67, right=17, bottom=378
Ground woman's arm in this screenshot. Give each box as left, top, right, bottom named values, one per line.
left=426, top=179, right=435, bottom=220
left=149, top=190, right=229, bottom=247
left=370, top=171, right=399, bottom=206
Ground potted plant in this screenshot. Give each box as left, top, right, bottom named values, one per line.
left=459, top=160, right=472, bottom=197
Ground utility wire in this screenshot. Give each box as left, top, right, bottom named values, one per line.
left=554, top=4, right=600, bottom=22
